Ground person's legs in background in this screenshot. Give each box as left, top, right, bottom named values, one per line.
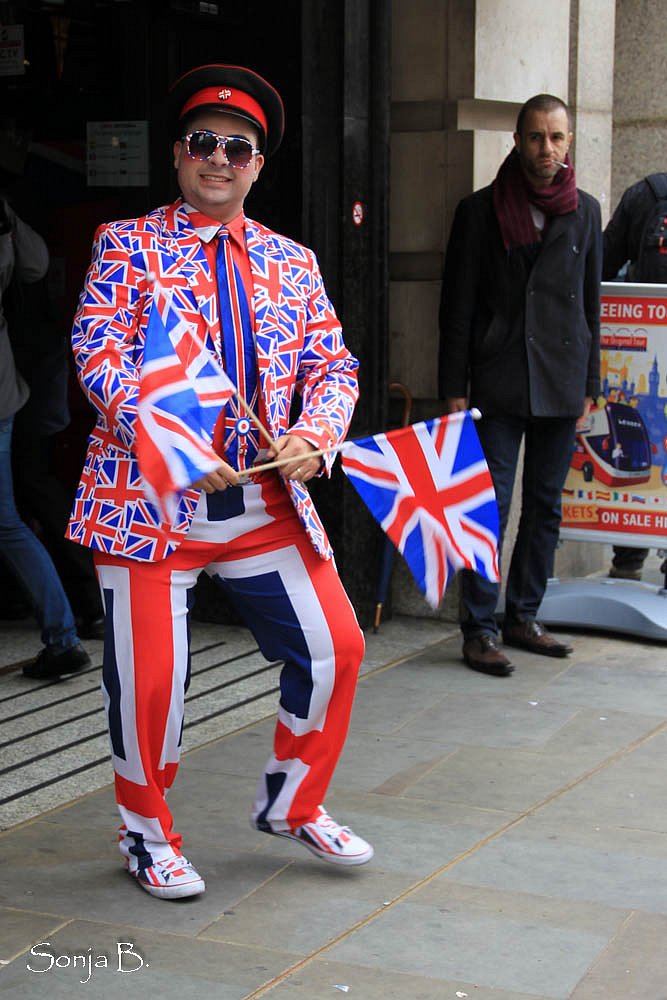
left=11, top=426, right=104, bottom=638
left=609, top=545, right=649, bottom=581
left=0, top=415, right=89, bottom=678
left=502, top=416, right=576, bottom=657
left=460, top=414, right=525, bottom=676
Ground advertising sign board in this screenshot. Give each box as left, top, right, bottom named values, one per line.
left=560, top=282, right=667, bottom=549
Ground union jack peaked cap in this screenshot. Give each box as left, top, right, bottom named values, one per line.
left=169, top=64, right=285, bottom=157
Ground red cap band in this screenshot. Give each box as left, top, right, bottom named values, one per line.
left=179, top=86, right=268, bottom=136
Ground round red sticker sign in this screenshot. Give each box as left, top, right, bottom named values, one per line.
left=352, top=201, right=364, bottom=226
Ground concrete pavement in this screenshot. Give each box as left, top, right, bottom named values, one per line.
left=1, top=609, right=667, bottom=999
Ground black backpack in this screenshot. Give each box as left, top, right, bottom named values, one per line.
left=631, top=173, right=667, bottom=283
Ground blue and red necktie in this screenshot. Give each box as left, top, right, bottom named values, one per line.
left=215, top=229, right=259, bottom=472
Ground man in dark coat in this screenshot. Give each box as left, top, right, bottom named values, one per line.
left=439, top=93, right=602, bottom=676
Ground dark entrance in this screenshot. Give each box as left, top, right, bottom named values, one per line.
left=1, top=0, right=390, bottom=624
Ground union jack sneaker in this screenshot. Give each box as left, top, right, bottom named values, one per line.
left=268, top=807, right=374, bottom=866
left=127, top=855, right=205, bottom=900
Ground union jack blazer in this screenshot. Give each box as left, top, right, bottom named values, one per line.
left=67, top=199, right=359, bottom=562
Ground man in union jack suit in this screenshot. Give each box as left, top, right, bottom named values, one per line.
left=66, top=64, right=373, bottom=899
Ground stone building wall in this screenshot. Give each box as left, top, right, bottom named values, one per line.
left=610, top=0, right=667, bottom=205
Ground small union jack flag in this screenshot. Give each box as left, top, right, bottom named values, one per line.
left=341, top=412, right=500, bottom=608
left=136, top=282, right=236, bottom=522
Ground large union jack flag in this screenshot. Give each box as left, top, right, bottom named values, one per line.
left=341, top=412, right=500, bottom=608
left=135, top=282, right=236, bottom=522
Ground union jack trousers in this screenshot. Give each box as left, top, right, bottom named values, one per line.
left=95, top=473, right=364, bottom=869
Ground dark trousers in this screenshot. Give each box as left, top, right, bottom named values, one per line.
left=0, top=415, right=78, bottom=651
left=461, top=414, right=577, bottom=640
left=611, top=545, right=649, bottom=572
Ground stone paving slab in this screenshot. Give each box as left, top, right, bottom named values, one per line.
left=415, top=879, right=628, bottom=938
left=398, top=743, right=598, bottom=813
left=629, top=726, right=667, bottom=761
left=313, top=788, right=518, bottom=876
left=441, top=834, right=667, bottom=913
left=322, top=895, right=612, bottom=1000
left=264, top=959, right=551, bottom=1000
left=343, top=665, right=453, bottom=735
left=531, top=656, right=667, bottom=715
left=505, top=806, right=667, bottom=857
left=396, top=690, right=580, bottom=748
left=530, top=751, right=667, bottom=833
left=537, top=705, right=666, bottom=760
left=358, top=619, right=452, bottom=670
left=373, top=880, right=631, bottom=999
left=570, top=910, right=667, bottom=999
left=0, top=917, right=300, bottom=999
left=333, top=728, right=458, bottom=794
left=201, top=863, right=412, bottom=955
left=0, top=906, right=71, bottom=966
left=0, top=845, right=298, bottom=937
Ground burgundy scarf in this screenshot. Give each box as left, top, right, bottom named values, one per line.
left=492, top=147, right=578, bottom=250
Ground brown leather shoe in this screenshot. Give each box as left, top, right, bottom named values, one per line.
left=502, top=620, right=573, bottom=658
left=462, top=635, right=514, bottom=676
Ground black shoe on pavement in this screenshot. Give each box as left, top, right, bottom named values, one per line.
left=502, top=620, right=573, bottom=658
left=462, top=635, right=514, bottom=676
left=23, top=643, right=91, bottom=680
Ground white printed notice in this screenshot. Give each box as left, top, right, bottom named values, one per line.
left=0, top=25, right=25, bottom=77
left=86, top=121, right=149, bottom=187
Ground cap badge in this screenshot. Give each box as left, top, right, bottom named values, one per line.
left=218, top=89, right=232, bottom=101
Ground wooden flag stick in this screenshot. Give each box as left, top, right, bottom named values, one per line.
left=242, top=441, right=348, bottom=477
left=240, top=409, right=482, bottom=477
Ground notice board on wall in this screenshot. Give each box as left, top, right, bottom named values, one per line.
left=86, top=121, right=149, bottom=187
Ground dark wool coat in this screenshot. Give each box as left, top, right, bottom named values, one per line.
left=602, top=173, right=667, bottom=280
left=0, top=204, right=49, bottom=421
left=439, top=183, right=602, bottom=418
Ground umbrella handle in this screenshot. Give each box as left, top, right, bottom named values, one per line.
left=372, top=382, right=413, bottom=632
left=388, top=381, right=413, bottom=428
